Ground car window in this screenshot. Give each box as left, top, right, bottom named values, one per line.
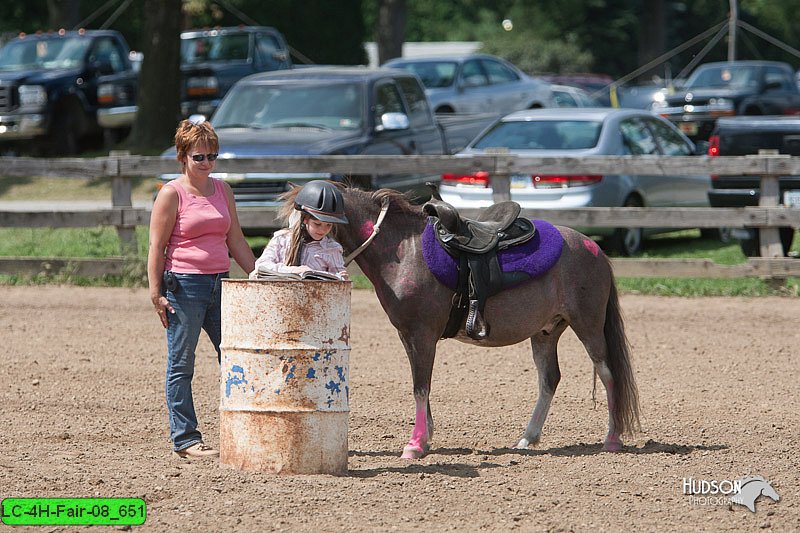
left=646, top=118, right=693, bottom=155
left=765, top=66, right=794, bottom=91
left=460, top=60, right=488, bottom=87
left=473, top=120, right=601, bottom=150
left=553, top=90, right=578, bottom=107
left=620, top=118, right=658, bottom=155
left=396, top=77, right=433, bottom=128
left=89, top=37, right=124, bottom=73
left=255, top=33, right=281, bottom=60
left=482, top=59, right=519, bottom=84
left=374, top=81, right=404, bottom=127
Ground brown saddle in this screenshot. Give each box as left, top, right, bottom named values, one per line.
left=423, top=198, right=536, bottom=340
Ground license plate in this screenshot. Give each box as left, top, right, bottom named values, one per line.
left=679, top=121, right=699, bottom=136
left=783, top=190, right=800, bottom=206
left=511, top=174, right=531, bottom=189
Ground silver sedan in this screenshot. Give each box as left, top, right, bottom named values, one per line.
left=383, top=54, right=554, bottom=114
left=438, top=108, right=711, bottom=256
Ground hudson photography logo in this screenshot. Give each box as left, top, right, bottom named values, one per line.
left=681, top=475, right=780, bottom=512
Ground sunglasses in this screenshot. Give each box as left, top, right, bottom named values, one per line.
left=190, top=153, right=219, bottom=162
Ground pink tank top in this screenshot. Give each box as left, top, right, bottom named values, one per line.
left=165, top=178, right=231, bottom=274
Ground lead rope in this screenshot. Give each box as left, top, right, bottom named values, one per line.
left=343, top=198, right=390, bottom=266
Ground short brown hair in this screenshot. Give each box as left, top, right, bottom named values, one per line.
left=174, top=119, right=219, bottom=163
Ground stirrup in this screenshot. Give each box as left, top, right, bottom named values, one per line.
left=465, top=300, right=490, bottom=340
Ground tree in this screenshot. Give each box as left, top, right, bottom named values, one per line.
left=125, top=0, right=182, bottom=153
left=46, top=0, right=80, bottom=30
left=376, top=0, right=405, bottom=64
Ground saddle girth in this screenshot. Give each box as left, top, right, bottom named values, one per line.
left=424, top=199, right=536, bottom=340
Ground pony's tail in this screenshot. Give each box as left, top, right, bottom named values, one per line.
left=604, top=280, right=641, bottom=436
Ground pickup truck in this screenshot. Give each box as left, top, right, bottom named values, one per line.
left=97, top=26, right=292, bottom=134
left=707, top=115, right=800, bottom=256
left=0, top=29, right=138, bottom=155
left=159, top=67, right=498, bottom=232
left=651, top=60, right=800, bottom=142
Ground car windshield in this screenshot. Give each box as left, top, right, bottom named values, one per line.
left=0, top=37, right=91, bottom=70
left=213, top=82, right=365, bottom=130
left=473, top=120, right=602, bottom=150
left=392, top=61, right=458, bottom=89
left=181, top=33, right=250, bottom=63
left=686, top=65, right=760, bottom=89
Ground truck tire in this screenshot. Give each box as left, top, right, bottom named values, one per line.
left=739, top=227, right=795, bottom=257
left=606, top=196, right=644, bottom=256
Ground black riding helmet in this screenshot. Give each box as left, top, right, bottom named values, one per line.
left=294, top=180, right=348, bottom=224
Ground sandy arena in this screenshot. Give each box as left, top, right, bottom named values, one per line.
left=1, top=286, right=798, bottom=531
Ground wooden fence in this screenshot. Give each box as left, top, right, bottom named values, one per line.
left=2, top=153, right=800, bottom=280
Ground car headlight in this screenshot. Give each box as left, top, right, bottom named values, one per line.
left=650, top=100, right=667, bottom=110
left=708, top=97, right=733, bottom=110
left=186, top=76, right=219, bottom=97
left=18, top=85, right=47, bottom=109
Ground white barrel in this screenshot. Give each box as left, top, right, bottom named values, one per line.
left=219, top=279, right=351, bottom=474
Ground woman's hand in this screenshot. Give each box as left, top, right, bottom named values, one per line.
left=338, top=270, right=350, bottom=280
left=151, top=294, right=175, bottom=328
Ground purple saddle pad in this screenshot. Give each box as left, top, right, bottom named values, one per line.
left=422, top=219, right=564, bottom=291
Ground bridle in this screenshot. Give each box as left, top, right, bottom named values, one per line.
left=343, top=197, right=390, bottom=266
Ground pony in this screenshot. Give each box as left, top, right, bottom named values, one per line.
left=332, top=186, right=640, bottom=459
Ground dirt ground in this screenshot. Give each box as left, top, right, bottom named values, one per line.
left=1, top=285, right=798, bottom=532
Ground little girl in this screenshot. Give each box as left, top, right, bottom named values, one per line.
left=251, top=180, right=349, bottom=279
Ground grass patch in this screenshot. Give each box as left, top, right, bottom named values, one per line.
left=0, top=176, right=159, bottom=202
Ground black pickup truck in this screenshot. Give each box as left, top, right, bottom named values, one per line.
left=707, top=115, right=800, bottom=256
left=652, top=60, right=800, bottom=142
left=98, top=26, right=292, bottom=132
left=159, top=67, right=497, bottom=232
left=0, top=29, right=137, bottom=155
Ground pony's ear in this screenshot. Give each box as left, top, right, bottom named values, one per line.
left=287, top=181, right=301, bottom=190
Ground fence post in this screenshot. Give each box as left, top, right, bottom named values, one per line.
left=110, top=150, right=137, bottom=254
left=758, top=150, right=785, bottom=258
left=491, top=172, right=511, bottom=203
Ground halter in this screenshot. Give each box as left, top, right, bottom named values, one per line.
left=343, top=197, right=390, bottom=266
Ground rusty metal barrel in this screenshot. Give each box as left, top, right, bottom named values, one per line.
left=219, top=279, right=351, bottom=474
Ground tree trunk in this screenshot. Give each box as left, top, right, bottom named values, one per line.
left=376, top=0, right=406, bottom=65
left=637, top=0, right=667, bottom=82
left=126, top=0, right=182, bottom=153
left=47, top=0, right=81, bottom=30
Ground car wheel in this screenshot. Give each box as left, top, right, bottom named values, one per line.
left=739, top=227, right=795, bottom=257
left=607, top=196, right=644, bottom=256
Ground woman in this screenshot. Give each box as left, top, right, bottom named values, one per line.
left=147, top=119, right=255, bottom=459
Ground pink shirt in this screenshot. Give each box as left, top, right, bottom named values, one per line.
left=165, top=178, right=231, bottom=274
left=254, top=229, right=345, bottom=274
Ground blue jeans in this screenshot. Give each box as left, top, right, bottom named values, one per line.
left=163, top=271, right=227, bottom=452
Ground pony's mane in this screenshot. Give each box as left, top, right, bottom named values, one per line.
left=355, top=187, right=423, bottom=216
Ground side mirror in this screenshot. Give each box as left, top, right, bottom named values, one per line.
left=272, top=50, right=289, bottom=62
left=376, top=112, right=409, bottom=132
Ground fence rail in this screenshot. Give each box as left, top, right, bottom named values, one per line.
left=2, top=153, right=800, bottom=279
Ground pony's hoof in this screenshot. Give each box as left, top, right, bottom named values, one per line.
left=401, top=445, right=427, bottom=460
left=603, top=437, right=623, bottom=452
left=513, top=438, right=530, bottom=449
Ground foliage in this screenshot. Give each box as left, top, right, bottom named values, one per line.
left=480, top=33, right=593, bottom=74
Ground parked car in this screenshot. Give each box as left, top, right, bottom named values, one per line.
left=707, top=115, right=800, bottom=256
left=96, top=26, right=292, bottom=132
left=159, top=67, right=498, bottom=232
left=541, top=73, right=614, bottom=106
left=438, top=108, right=711, bottom=255
left=0, top=29, right=138, bottom=155
left=551, top=84, right=602, bottom=107
left=382, top=54, right=553, bottom=114
left=651, top=60, right=800, bottom=142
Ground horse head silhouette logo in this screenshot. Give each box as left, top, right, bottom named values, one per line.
left=729, top=476, right=780, bottom=513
